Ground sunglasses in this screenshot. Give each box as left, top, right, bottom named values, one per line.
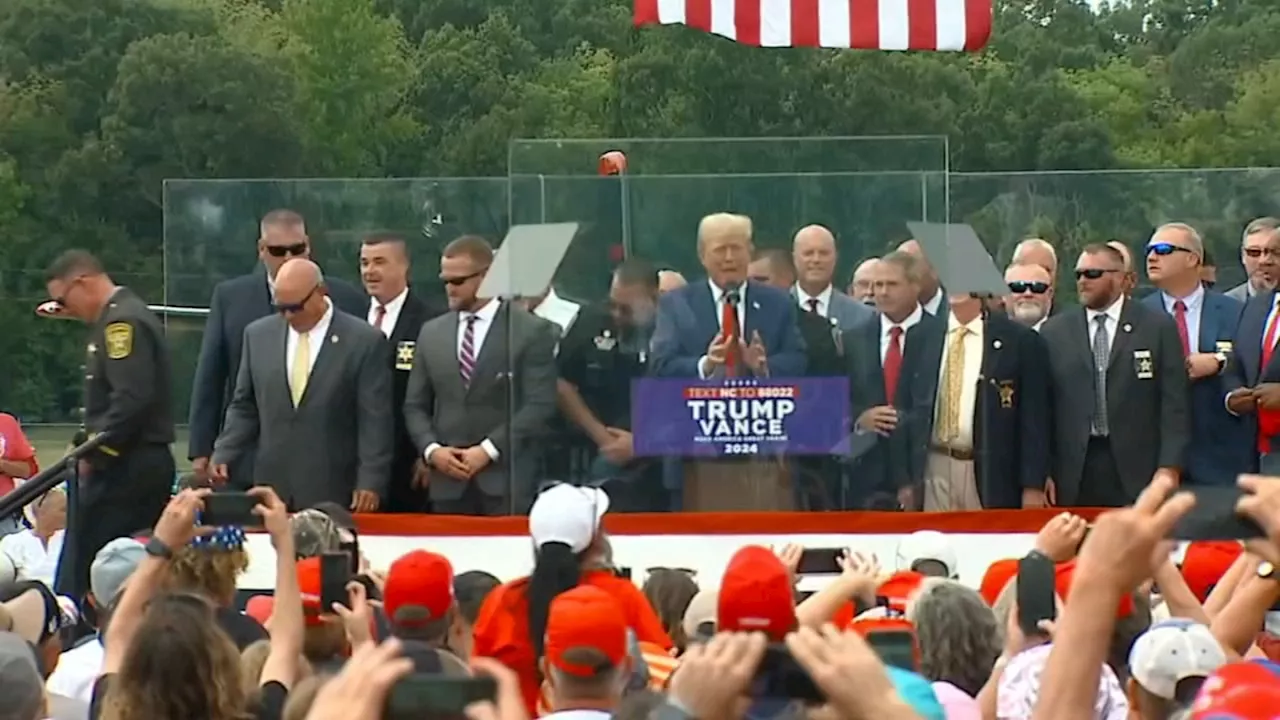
left=1008, top=281, right=1049, bottom=294
left=442, top=270, right=485, bottom=287
left=265, top=243, right=308, bottom=258
left=1244, top=247, right=1280, bottom=259
left=1146, top=242, right=1194, bottom=257
left=1075, top=268, right=1121, bottom=280
left=273, top=285, right=318, bottom=314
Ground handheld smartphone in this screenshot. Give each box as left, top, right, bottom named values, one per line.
left=1172, top=486, right=1266, bottom=540
left=753, top=644, right=824, bottom=702
left=1016, top=554, right=1057, bottom=637
left=202, top=493, right=263, bottom=528
left=319, top=552, right=351, bottom=612
left=865, top=629, right=919, bottom=672
left=338, top=528, right=360, bottom=575
left=797, top=548, right=842, bottom=574
left=385, top=675, right=497, bottom=720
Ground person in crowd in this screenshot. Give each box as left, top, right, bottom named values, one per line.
left=897, top=239, right=947, bottom=316
left=211, top=258, right=393, bottom=511
left=1201, top=246, right=1218, bottom=289
left=791, top=224, right=874, bottom=330
left=375, top=549, right=470, bottom=674
left=1227, top=216, right=1280, bottom=302
left=471, top=484, right=671, bottom=713
left=0, top=488, right=66, bottom=587
left=1041, top=243, right=1189, bottom=506
left=44, top=249, right=175, bottom=603
left=0, top=411, right=38, bottom=537
left=640, top=568, right=699, bottom=653
left=1011, top=238, right=1059, bottom=289
left=1004, top=262, right=1054, bottom=331
left=448, top=570, right=500, bottom=659
left=0, top=629, right=85, bottom=720
left=749, top=248, right=843, bottom=377
left=357, top=231, right=443, bottom=513
left=1125, top=617, right=1226, bottom=718
left=906, top=578, right=1002, bottom=698
left=894, top=530, right=958, bottom=579
left=898, top=285, right=1052, bottom=510
left=656, top=270, right=686, bottom=295
left=163, top=523, right=267, bottom=649
left=845, top=250, right=925, bottom=509
left=1225, top=224, right=1280, bottom=475
left=538, top=586, right=632, bottom=719
left=849, top=257, right=879, bottom=304
left=650, top=212, right=806, bottom=379
left=188, top=209, right=368, bottom=487
left=1142, top=222, right=1249, bottom=487
left=1108, top=239, right=1140, bottom=297
left=403, top=235, right=558, bottom=516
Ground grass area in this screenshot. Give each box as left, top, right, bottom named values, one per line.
left=25, top=424, right=193, bottom=473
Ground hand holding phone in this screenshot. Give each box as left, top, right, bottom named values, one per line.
left=1016, top=554, right=1057, bottom=638
left=320, top=552, right=352, bottom=612
left=202, top=492, right=264, bottom=528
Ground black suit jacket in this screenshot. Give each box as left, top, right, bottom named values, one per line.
left=384, top=289, right=445, bottom=511
left=1040, top=299, right=1189, bottom=505
left=188, top=268, right=368, bottom=466
left=1224, top=291, right=1280, bottom=471
left=898, top=312, right=1052, bottom=509
left=842, top=316, right=910, bottom=502
left=799, top=311, right=845, bottom=377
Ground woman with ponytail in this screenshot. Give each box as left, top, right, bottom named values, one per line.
left=472, top=484, right=671, bottom=714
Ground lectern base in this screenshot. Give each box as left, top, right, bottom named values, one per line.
left=681, top=456, right=793, bottom=512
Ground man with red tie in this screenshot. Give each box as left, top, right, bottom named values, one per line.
left=1225, top=226, right=1280, bottom=474
left=1142, top=223, right=1247, bottom=486
left=844, top=250, right=924, bottom=509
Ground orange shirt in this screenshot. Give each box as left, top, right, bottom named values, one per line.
left=473, top=570, right=673, bottom=714
left=0, top=414, right=37, bottom=497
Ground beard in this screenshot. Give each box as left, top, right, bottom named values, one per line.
left=1009, top=300, right=1047, bottom=326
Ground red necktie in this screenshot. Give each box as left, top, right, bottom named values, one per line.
left=1259, top=305, right=1280, bottom=452
left=372, top=304, right=387, bottom=332
left=883, top=326, right=904, bottom=404
left=1173, top=300, right=1191, bottom=356
left=722, top=292, right=740, bottom=377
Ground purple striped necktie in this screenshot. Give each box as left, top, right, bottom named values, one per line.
left=460, top=314, right=478, bottom=386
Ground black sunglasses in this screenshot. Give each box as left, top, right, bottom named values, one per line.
left=442, top=270, right=485, bottom=287
left=273, top=285, right=318, bottom=314
left=1008, top=281, right=1049, bottom=294
left=1075, top=268, right=1121, bottom=280
left=1146, top=242, right=1194, bottom=257
left=265, top=243, right=308, bottom=258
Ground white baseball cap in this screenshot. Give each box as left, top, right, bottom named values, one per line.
left=528, top=484, right=609, bottom=553
left=1129, top=618, right=1227, bottom=700
left=895, top=530, right=957, bottom=578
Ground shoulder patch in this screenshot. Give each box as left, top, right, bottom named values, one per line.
left=104, top=322, right=133, bottom=359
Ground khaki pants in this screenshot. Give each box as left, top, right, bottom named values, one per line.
left=681, top=457, right=793, bottom=511
left=923, top=451, right=983, bottom=511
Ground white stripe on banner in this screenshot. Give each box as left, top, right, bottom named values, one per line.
left=936, top=0, right=968, bottom=50
left=759, top=0, right=793, bottom=47
left=817, top=0, right=852, bottom=48
left=711, top=0, right=738, bottom=40
left=656, top=0, right=686, bottom=23
left=878, top=0, right=911, bottom=51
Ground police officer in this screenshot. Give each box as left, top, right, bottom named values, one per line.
left=44, top=250, right=175, bottom=601
left=556, top=259, right=667, bottom=512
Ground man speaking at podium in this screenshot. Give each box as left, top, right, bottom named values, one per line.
left=650, top=213, right=806, bottom=511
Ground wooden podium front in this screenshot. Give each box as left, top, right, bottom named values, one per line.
left=681, top=455, right=793, bottom=511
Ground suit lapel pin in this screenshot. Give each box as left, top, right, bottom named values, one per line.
left=992, top=339, right=1002, bottom=350
left=1123, top=323, right=1133, bottom=333
left=331, top=335, right=339, bottom=344
left=752, top=301, right=760, bottom=310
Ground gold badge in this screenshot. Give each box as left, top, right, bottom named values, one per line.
left=998, top=380, right=1016, bottom=409
left=396, top=341, right=415, bottom=371
left=104, top=322, right=133, bottom=360
left=1134, top=349, right=1154, bottom=379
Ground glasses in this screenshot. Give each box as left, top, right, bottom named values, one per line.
left=1075, top=268, right=1121, bottom=280
left=1243, top=247, right=1280, bottom=259
left=265, top=243, right=308, bottom=258
left=1146, top=242, right=1194, bottom=257
left=1008, top=281, right=1049, bottom=294
left=273, top=285, right=318, bottom=314
left=442, top=270, right=485, bottom=287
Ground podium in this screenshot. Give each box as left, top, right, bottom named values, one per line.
left=681, top=455, right=793, bottom=511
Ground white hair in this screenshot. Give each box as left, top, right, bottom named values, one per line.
left=697, top=213, right=752, bottom=252
left=1012, top=238, right=1058, bottom=269
left=1155, top=222, right=1204, bottom=259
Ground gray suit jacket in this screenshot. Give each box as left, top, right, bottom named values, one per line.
left=403, top=302, right=558, bottom=502
left=212, top=307, right=394, bottom=509
left=1226, top=281, right=1252, bottom=303
left=792, top=286, right=875, bottom=331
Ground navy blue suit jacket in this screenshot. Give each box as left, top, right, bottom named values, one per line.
left=1224, top=291, right=1280, bottom=471
left=1143, top=290, right=1249, bottom=485
left=650, top=280, right=806, bottom=378
left=187, top=268, right=368, bottom=463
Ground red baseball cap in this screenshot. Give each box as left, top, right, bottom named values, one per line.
left=384, top=550, right=455, bottom=627
left=1055, top=560, right=1134, bottom=618
left=877, top=571, right=926, bottom=614
left=1181, top=541, right=1243, bottom=603
left=296, top=556, right=328, bottom=627
left=1191, top=660, right=1280, bottom=718
left=545, top=585, right=628, bottom=677
left=979, top=558, right=1019, bottom=605
left=717, top=545, right=796, bottom=640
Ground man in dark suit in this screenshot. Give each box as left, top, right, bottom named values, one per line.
left=1142, top=223, right=1248, bottom=487
left=844, top=250, right=926, bottom=509
left=1040, top=243, right=1189, bottom=507
left=403, top=235, right=558, bottom=516
left=1226, top=217, right=1280, bottom=302
left=897, top=239, right=948, bottom=317
left=359, top=232, right=444, bottom=513
left=188, top=209, right=368, bottom=485
left=747, top=248, right=843, bottom=377
left=896, top=290, right=1051, bottom=511
left=1224, top=225, right=1280, bottom=474
left=211, top=259, right=394, bottom=510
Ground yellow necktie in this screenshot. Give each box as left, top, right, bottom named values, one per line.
left=291, top=331, right=311, bottom=406
left=938, top=325, right=968, bottom=442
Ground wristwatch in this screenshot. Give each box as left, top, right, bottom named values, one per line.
left=1258, top=561, right=1277, bottom=581
left=144, top=536, right=174, bottom=560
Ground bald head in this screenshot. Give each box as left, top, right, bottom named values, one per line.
left=274, top=259, right=328, bottom=331
left=793, top=225, right=837, bottom=290
left=657, top=270, right=687, bottom=294
left=277, top=258, right=323, bottom=292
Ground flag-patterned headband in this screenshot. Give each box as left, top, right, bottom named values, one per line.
left=190, top=525, right=247, bottom=551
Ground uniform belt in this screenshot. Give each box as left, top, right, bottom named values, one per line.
left=929, top=444, right=974, bottom=461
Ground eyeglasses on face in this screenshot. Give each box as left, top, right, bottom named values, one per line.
left=442, top=270, right=485, bottom=287
left=1075, top=268, right=1121, bottom=280
left=1146, top=242, right=1194, bottom=257
left=273, top=285, right=318, bottom=314
left=1007, top=281, right=1049, bottom=294
left=265, top=243, right=308, bottom=258
left=1243, top=247, right=1280, bottom=259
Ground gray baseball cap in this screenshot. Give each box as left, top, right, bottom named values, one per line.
left=0, top=632, right=43, bottom=720
left=290, top=509, right=342, bottom=559
left=90, top=538, right=147, bottom=604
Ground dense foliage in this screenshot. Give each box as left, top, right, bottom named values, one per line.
left=3, top=0, right=1280, bottom=420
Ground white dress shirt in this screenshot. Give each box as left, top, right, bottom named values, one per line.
left=933, top=313, right=984, bottom=450
left=1032, top=317, right=1047, bottom=333
left=1086, top=296, right=1125, bottom=362
left=796, top=285, right=834, bottom=318
left=424, top=300, right=503, bottom=464
left=45, top=636, right=105, bottom=702
left=532, top=288, right=581, bottom=335
left=698, top=280, right=749, bottom=379
left=368, top=287, right=409, bottom=338
left=0, top=529, right=63, bottom=587
left=285, top=299, right=334, bottom=389
left=1161, top=284, right=1205, bottom=350
left=879, top=305, right=924, bottom=364
left=924, top=288, right=945, bottom=316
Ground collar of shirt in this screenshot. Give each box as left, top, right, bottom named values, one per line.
left=924, top=287, right=944, bottom=315
left=880, top=304, right=923, bottom=337
left=1087, top=295, right=1125, bottom=326
left=296, top=298, right=334, bottom=340
left=1162, top=284, right=1205, bottom=314
left=465, top=298, right=501, bottom=324
left=796, top=285, right=833, bottom=313
left=371, top=287, right=408, bottom=318
left=709, top=279, right=746, bottom=305
left=946, top=311, right=983, bottom=335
